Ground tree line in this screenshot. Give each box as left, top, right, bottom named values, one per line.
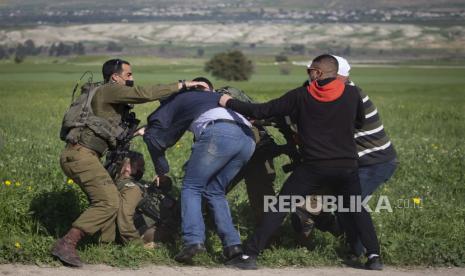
left=0, top=40, right=87, bottom=63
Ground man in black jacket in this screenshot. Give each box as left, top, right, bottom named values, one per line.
left=295, top=55, right=398, bottom=260
left=219, top=54, right=383, bottom=270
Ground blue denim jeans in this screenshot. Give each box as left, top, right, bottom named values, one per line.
left=359, top=159, right=398, bottom=199
left=344, top=159, right=398, bottom=256
left=181, top=121, right=255, bottom=247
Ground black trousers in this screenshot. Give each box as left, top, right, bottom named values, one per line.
left=245, top=163, right=380, bottom=256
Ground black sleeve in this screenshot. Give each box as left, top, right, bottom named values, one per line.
left=226, top=88, right=301, bottom=120
left=354, top=88, right=365, bottom=129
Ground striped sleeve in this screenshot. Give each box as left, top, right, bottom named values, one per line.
left=355, top=87, right=397, bottom=166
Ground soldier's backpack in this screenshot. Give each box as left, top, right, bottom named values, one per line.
left=59, top=73, right=124, bottom=148
left=216, top=86, right=255, bottom=103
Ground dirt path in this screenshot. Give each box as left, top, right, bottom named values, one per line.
left=1, top=264, right=464, bottom=276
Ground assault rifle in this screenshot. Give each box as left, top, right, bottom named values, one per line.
left=104, top=106, right=141, bottom=179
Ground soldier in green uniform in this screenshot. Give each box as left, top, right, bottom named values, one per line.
left=114, top=151, right=146, bottom=244
left=52, top=58, right=208, bottom=267
left=115, top=150, right=179, bottom=247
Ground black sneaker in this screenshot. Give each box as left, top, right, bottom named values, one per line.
left=174, top=243, right=206, bottom=263
left=225, top=254, right=258, bottom=270
left=365, top=255, right=383, bottom=270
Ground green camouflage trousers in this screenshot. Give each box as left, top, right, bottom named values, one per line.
left=116, top=177, right=143, bottom=243
left=60, top=144, right=119, bottom=242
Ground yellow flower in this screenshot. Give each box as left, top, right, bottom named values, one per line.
left=14, top=242, right=21, bottom=249
left=27, top=186, right=33, bottom=192
left=4, top=180, right=11, bottom=186
left=412, top=197, right=421, bottom=205
left=15, top=181, right=21, bottom=187
left=176, top=143, right=181, bottom=148
left=67, top=179, right=74, bottom=185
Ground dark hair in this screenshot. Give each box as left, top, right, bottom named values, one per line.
left=102, top=58, right=130, bottom=83
left=311, top=54, right=338, bottom=74
left=126, top=151, right=145, bottom=181
left=192, top=76, right=213, bottom=91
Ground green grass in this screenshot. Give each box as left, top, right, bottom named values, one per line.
left=0, top=57, right=464, bottom=267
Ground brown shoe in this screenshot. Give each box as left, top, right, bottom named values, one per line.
left=51, top=227, right=85, bottom=267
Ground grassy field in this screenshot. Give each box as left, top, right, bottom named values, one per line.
left=0, top=56, right=464, bottom=267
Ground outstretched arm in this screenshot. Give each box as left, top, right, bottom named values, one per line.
left=104, top=81, right=210, bottom=104
left=219, top=88, right=301, bottom=120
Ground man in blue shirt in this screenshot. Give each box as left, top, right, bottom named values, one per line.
left=139, top=78, right=256, bottom=266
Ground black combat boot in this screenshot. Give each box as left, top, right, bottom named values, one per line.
left=51, top=227, right=85, bottom=267
left=314, top=212, right=343, bottom=237
left=223, top=244, right=243, bottom=263
left=291, top=208, right=316, bottom=248
left=174, top=243, right=206, bottom=263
